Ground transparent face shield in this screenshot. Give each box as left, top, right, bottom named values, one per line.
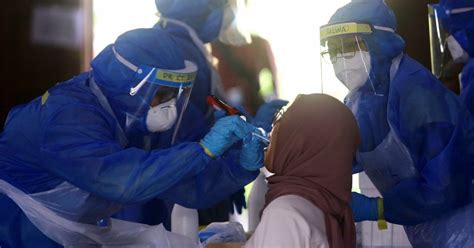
left=428, top=4, right=470, bottom=83
left=429, top=4, right=448, bottom=79
left=113, top=47, right=197, bottom=143
left=320, top=23, right=378, bottom=99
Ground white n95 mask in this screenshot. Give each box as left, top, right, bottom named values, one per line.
left=446, top=35, right=470, bottom=64
left=333, top=51, right=371, bottom=91
left=146, top=98, right=177, bottom=132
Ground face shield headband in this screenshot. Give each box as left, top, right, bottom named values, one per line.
left=112, top=46, right=197, bottom=96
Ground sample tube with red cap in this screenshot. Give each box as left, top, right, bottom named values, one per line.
left=206, top=95, right=270, bottom=145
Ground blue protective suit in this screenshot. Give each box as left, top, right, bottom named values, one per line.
left=0, top=27, right=257, bottom=247
left=461, top=59, right=474, bottom=117
left=111, top=0, right=233, bottom=226
left=329, top=0, right=474, bottom=247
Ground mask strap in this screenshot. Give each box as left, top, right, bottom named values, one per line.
left=130, top=68, right=156, bottom=96
left=113, top=46, right=159, bottom=96
left=113, top=46, right=153, bottom=96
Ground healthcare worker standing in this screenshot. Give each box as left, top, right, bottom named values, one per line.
left=154, top=0, right=287, bottom=132
left=111, top=0, right=288, bottom=225
left=0, top=27, right=266, bottom=247
left=320, top=0, right=474, bottom=247
left=435, top=0, right=474, bottom=118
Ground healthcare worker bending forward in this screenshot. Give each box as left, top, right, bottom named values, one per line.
left=0, top=27, right=264, bottom=247
left=111, top=0, right=288, bottom=225
left=320, top=0, right=474, bottom=247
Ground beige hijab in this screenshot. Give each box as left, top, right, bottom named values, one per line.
left=265, top=93, right=359, bottom=248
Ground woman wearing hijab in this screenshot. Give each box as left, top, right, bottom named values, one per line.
left=245, top=93, right=359, bottom=248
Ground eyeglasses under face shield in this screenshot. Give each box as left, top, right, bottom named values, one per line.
left=320, top=22, right=372, bottom=64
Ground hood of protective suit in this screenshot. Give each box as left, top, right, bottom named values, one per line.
left=155, top=0, right=227, bottom=43
left=90, top=28, right=186, bottom=138
left=438, top=0, right=474, bottom=57
left=328, top=0, right=405, bottom=94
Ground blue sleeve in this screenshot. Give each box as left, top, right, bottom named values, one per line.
left=40, top=103, right=257, bottom=208
left=383, top=70, right=474, bottom=225
left=158, top=148, right=258, bottom=209
left=155, top=101, right=259, bottom=208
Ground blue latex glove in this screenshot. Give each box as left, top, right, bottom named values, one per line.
left=253, top=99, right=289, bottom=132
left=229, top=188, right=246, bottom=215
left=239, top=133, right=265, bottom=171
left=198, top=222, right=246, bottom=245
left=351, top=192, right=380, bottom=222
left=200, top=116, right=256, bottom=157
left=213, top=109, right=226, bottom=121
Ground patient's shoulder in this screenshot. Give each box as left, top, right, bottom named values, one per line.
left=245, top=195, right=329, bottom=248
left=266, top=195, right=326, bottom=227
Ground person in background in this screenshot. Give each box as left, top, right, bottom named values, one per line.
left=211, top=35, right=279, bottom=116
left=437, top=0, right=474, bottom=117
left=320, top=0, right=474, bottom=247
left=153, top=0, right=287, bottom=134
left=0, top=27, right=266, bottom=247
